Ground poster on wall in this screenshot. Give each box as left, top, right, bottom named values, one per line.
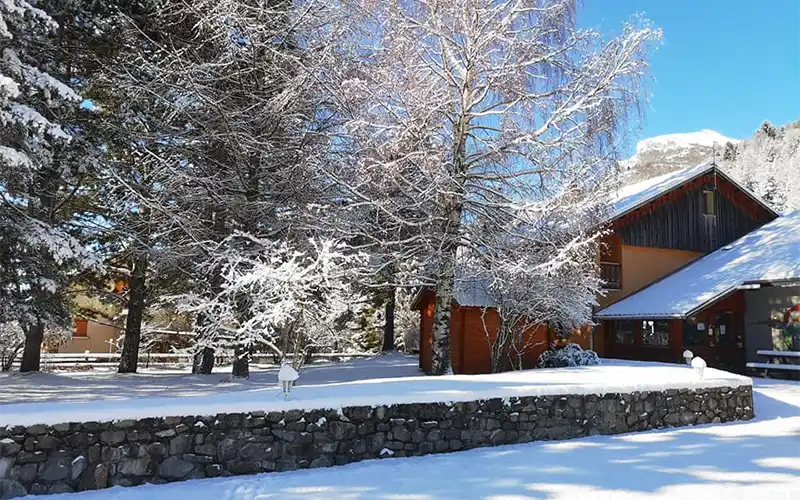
left=766, top=304, right=800, bottom=351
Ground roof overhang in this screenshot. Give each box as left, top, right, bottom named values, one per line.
left=596, top=278, right=800, bottom=321
left=606, top=164, right=779, bottom=226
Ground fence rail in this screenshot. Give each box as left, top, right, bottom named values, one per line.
left=8, top=351, right=376, bottom=369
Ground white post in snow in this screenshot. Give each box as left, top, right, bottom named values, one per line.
left=691, top=356, right=707, bottom=379
left=683, top=350, right=694, bottom=365
left=278, top=362, right=299, bottom=400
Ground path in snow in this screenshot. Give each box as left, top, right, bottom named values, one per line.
left=28, top=379, right=800, bottom=500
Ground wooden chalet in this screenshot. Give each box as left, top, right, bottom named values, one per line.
left=414, top=163, right=795, bottom=375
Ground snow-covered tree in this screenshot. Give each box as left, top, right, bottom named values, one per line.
left=467, top=195, right=607, bottom=372
left=111, top=0, right=353, bottom=377
left=0, top=0, right=96, bottom=371
left=721, top=121, right=800, bottom=213
left=174, top=235, right=361, bottom=373
left=0, top=321, right=24, bottom=371
left=335, top=0, right=660, bottom=374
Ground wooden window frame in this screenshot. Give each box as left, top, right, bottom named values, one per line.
left=73, top=319, right=89, bottom=338
left=615, top=320, right=637, bottom=345
left=702, top=189, right=716, bottom=216
left=641, top=320, right=670, bottom=347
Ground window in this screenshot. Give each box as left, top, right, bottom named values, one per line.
left=642, top=320, right=670, bottom=346
left=703, top=190, right=715, bottom=216
left=73, top=319, right=88, bottom=338
left=683, top=316, right=706, bottom=347
left=600, top=262, right=622, bottom=290
left=615, top=320, right=636, bottom=345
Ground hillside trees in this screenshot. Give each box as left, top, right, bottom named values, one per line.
left=335, top=0, right=660, bottom=374
left=722, top=121, right=800, bottom=213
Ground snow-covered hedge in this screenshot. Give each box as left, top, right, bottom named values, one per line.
left=537, top=343, right=600, bottom=368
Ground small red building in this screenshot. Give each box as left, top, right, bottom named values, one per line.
left=412, top=287, right=552, bottom=374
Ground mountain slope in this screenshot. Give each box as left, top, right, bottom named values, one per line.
left=621, top=129, right=738, bottom=183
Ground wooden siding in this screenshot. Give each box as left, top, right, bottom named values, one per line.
left=414, top=290, right=550, bottom=374
left=614, top=172, right=774, bottom=253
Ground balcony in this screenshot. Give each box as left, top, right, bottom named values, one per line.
left=600, top=262, right=622, bottom=290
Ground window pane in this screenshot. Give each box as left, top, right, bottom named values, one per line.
left=642, top=320, right=670, bottom=346
left=683, top=317, right=706, bottom=346
left=703, top=191, right=715, bottom=216
left=615, top=321, right=635, bottom=345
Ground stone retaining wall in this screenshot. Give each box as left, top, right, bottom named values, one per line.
left=0, top=385, right=753, bottom=498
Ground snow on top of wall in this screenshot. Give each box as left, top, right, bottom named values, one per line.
left=597, top=211, right=800, bottom=319
left=0, top=358, right=750, bottom=427
left=634, top=130, right=738, bottom=156
left=610, top=162, right=714, bottom=220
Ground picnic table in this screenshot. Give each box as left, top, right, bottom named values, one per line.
left=746, top=350, right=800, bottom=378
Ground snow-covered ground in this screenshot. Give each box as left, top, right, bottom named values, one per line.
left=23, top=378, right=800, bottom=500
left=0, top=355, right=749, bottom=427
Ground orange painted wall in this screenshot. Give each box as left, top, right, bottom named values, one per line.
left=57, top=320, right=123, bottom=353
left=598, top=245, right=702, bottom=309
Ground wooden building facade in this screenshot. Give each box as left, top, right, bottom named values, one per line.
left=593, top=165, right=777, bottom=367
left=601, top=291, right=747, bottom=373
left=412, top=164, right=781, bottom=375
left=413, top=289, right=551, bottom=374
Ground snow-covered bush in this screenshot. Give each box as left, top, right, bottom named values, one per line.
left=537, top=343, right=600, bottom=368
left=0, top=321, right=24, bottom=371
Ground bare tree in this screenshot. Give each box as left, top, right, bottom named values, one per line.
left=335, top=0, right=660, bottom=374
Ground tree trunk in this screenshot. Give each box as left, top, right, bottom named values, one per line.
left=192, top=347, right=215, bottom=374
left=20, top=162, right=61, bottom=373
left=232, top=345, right=250, bottom=379
left=430, top=201, right=462, bottom=375
left=19, top=320, right=44, bottom=372
left=430, top=111, right=468, bottom=375
left=382, top=286, right=396, bottom=352
left=118, top=253, right=148, bottom=373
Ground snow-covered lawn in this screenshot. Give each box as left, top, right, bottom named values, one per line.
left=0, top=355, right=749, bottom=427
left=21, top=378, right=800, bottom=500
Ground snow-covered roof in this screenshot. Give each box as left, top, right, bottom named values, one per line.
left=454, top=279, right=497, bottom=308
left=596, top=211, right=800, bottom=320
left=610, top=162, right=776, bottom=222
left=610, top=163, right=714, bottom=220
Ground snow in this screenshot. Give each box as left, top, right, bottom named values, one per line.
left=597, top=210, right=800, bottom=319
left=33, top=378, right=800, bottom=500
left=611, top=162, right=713, bottom=220
left=634, top=130, right=738, bottom=156
left=0, top=355, right=749, bottom=427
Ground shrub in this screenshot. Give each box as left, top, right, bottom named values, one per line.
left=537, top=342, right=600, bottom=368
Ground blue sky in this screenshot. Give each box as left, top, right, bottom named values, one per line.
left=579, top=0, right=800, bottom=147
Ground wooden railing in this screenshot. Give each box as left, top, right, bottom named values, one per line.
left=600, top=262, right=622, bottom=290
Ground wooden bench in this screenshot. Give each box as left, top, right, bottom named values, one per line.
left=746, top=350, right=800, bottom=378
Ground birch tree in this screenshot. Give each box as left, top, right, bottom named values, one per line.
left=336, top=1, right=660, bottom=374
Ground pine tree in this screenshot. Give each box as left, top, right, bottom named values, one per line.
left=0, top=0, right=95, bottom=371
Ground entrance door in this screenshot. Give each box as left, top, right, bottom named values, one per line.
left=683, top=312, right=746, bottom=374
